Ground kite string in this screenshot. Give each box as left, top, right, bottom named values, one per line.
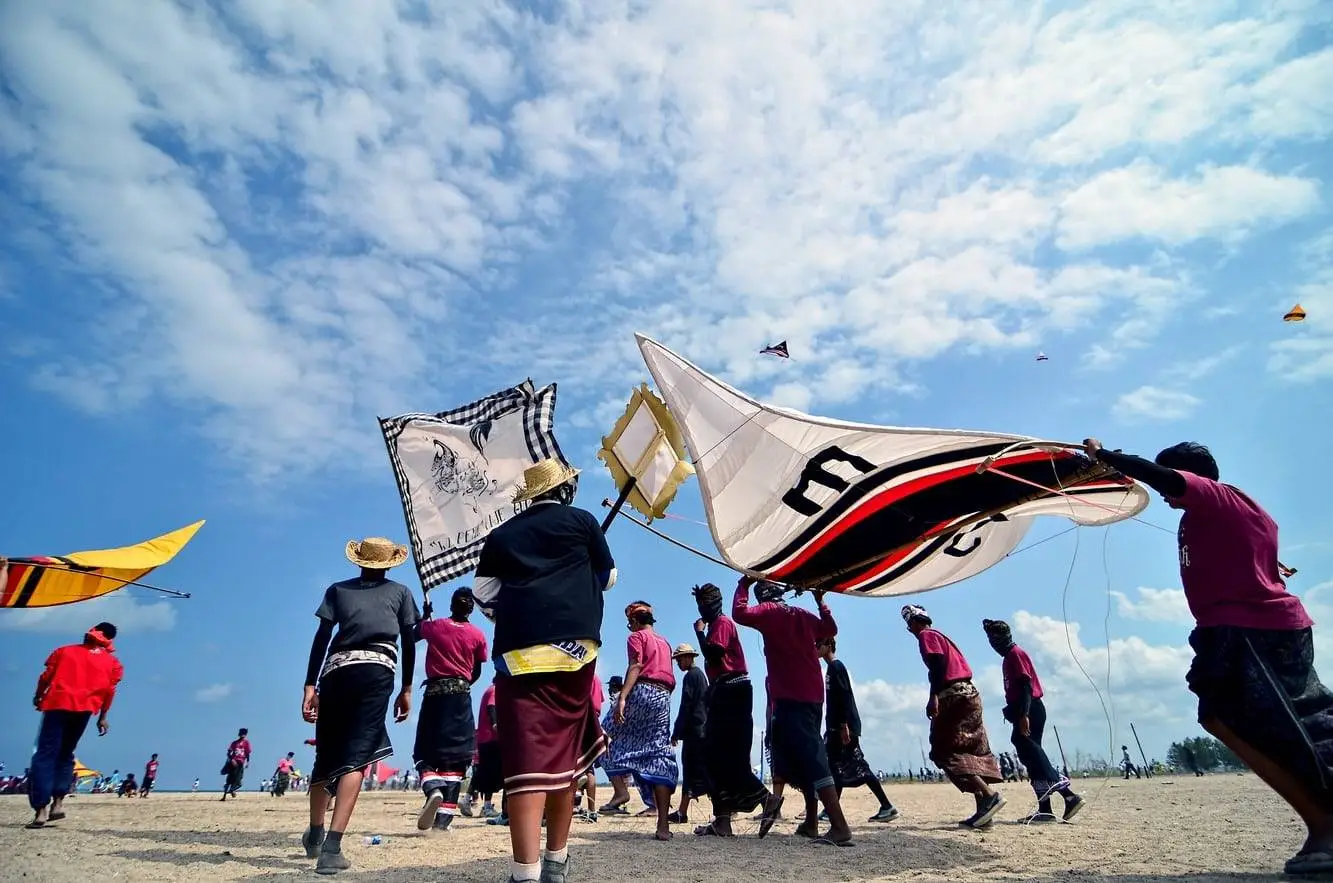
left=0, top=560, right=192, bottom=599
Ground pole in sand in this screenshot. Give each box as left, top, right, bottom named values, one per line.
left=1130, top=721, right=1153, bottom=778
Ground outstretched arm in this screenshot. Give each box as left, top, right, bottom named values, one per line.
left=731, top=576, right=758, bottom=625
left=1084, top=439, right=1186, bottom=498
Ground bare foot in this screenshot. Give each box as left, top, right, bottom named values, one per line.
left=795, top=821, right=819, bottom=838
left=655, top=827, right=673, bottom=841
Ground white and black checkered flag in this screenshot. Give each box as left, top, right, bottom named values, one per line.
left=379, top=380, right=568, bottom=591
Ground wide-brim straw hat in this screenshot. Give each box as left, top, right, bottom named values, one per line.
left=345, top=537, right=409, bottom=570
left=672, top=643, right=699, bottom=659
left=513, top=458, right=581, bottom=503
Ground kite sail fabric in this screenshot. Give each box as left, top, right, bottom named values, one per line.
left=380, top=381, right=568, bottom=591
left=72, top=759, right=99, bottom=781
left=636, top=335, right=1149, bottom=597
left=761, top=341, right=790, bottom=358
left=598, top=384, right=695, bottom=521
left=1, top=521, right=204, bottom=609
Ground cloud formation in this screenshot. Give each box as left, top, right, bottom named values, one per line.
left=194, top=683, right=234, bottom=704
left=0, top=591, right=178, bottom=634
left=2, top=2, right=1329, bottom=479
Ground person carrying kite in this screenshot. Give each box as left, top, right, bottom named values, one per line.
left=413, top=586, right=488, bottom=833
left=902, top=605, right=1005, bottom=828
left=301, top=536, right=420, bottom=875
left=981, top=618, right=1082, bottom=823
left=689, top=582, right=776, bottom=837
left=473, top=458, right=614, bottom=883
left=26, top=621, right=123, bottom=829
left=1084, top=438, right=1333, bottom=876
left=734, top=577, right=852, bottom=846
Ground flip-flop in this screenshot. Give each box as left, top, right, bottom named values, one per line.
left=48, top=813, right=66, bottom=821
left=1286, top=850, right=1333, bottom=875
left=25, top=820, right=46, bottom=829
left=757, top=794, right=785, bottom=839
left=811, top=836, right=854, bottom=847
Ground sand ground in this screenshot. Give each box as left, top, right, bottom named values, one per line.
left=0, top=775, right=1306, bottom=882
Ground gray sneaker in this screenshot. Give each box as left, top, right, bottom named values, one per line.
left=301, top=827, right=325, bottom=858
left=315, top=849, right=351, bottom=875
left=540, top=856, right=569, bottom=883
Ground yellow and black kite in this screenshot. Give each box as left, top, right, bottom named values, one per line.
left=1, top=521, right=203, bottom=609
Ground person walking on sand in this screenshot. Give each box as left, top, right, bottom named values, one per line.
left=981, top=619, right=1082, bottom=823
left=902, top=605, right=1004, bottom=828
left=1083, top=438, right=1333, bottom=876
left=689, top=582, right=776, bottom=838
left=667, top=644, right=708, bottom=826
left=26, top=621, right=123, bottom=828
left=606, top=601, right=679, bottom=842
left=413, top=587, right=488, bottom=832
left=140, top=754, right=159, bottom=797
left=221, top=728, right=251, bottom=799
left=473, top=458, right=615, bottom=883
left=817, top=637, right=899, bottom=823
left=468, top=679, right=504, bottom=819
left=301, top=536, right=420, bottom=875
left=733, top=577, right=852, bottom=846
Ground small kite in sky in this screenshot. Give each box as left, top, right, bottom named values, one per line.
left=1035, top=351, right=1049, bottom=362
left=1283, top=303, right=1306, bottom=323
left=760, top=341, right=790, bottom=358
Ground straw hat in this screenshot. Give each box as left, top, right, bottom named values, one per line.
left=345, top=537, right=409, bottom=570
left=672, top=643, right=699, bottom=659
left=513, top=458, right=581, bottom=503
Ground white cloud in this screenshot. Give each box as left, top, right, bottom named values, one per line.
left=1269, top=231, right=1333, bottom=382
left=1057, top=162, right=1320, bottom=250
left=194, top=683, right=234, bottom=703
left=1113, top=385, right=1202, bottom=422
left=2, top=2, right=1329, bottom=474
left=0, top=591, right=178, bottom=634
left=1302, top=580, right=1333, bottom=674
left=1111, top=587, right=1193, bottom=625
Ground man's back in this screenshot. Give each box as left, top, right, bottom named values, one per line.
left=38, top=643, right=123, bottom=713
left=476, top=502, right=614, bottom=656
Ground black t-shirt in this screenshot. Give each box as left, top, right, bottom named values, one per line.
left=475, top=503, right=614, bottom=657
left=316, top=577, right=420, bottom=653
left=824, top=659, right=862, bottom=737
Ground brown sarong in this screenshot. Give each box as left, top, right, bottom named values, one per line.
left=495, top=664, right=606, bottom=796
left=929, top=681, right=1002, bottom=792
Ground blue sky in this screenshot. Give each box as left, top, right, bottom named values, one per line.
left=1, top=1, right=1331, bottom=790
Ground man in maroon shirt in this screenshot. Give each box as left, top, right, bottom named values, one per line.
left=734, top=576, right=851, bottom=846
left=27, top=621, right=123, bottom=828
left=1084, top=438, right=1332, bottom=875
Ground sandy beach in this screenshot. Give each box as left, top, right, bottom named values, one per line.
left=1, top=774, right=1303, bottom=882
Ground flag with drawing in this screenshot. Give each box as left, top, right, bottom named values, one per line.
left=379, top=380, right=568, bottom=591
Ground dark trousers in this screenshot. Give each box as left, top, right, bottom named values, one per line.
left=29, top=710, right=92, bottom=810
left=1009, top=697, right=1061, bottom=785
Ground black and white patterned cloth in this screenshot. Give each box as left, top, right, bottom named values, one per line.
left=380, top=380, right=569, bottom=590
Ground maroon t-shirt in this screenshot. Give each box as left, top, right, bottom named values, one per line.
left=702, top=615, right=747, bottom=681
left=1001, top=645, right=1043, bottom=705
left=1173, top=472, right=1311, bottom=630
left=733, top=583, right=836, bottom=704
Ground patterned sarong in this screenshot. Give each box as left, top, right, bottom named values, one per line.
left=604, top=681, right=678, bottom=792
left=929, top=681, right=1002, bottom=792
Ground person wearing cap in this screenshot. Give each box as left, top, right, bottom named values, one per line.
left=472, top=458, right=616, bottom=883
left=901, top=605, right=1004, bottom=828
left=300, top=536, right=421, bottom=874
left=607, top=601, right=679, bottom=842
left=733, top=576, right=851, bottom=845
left=690, top=582, right=775, bottom=838
left=817, top=637, right=900, bottom=823
left=667, top=643, right=709, bottom=825
left=413, top=586, right=489, bottom=832
left=26, top=621, right=123, bottom=829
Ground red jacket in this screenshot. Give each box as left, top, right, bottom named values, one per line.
left=35, top=642, right=124, bottom=714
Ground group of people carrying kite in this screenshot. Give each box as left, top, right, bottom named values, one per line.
left=17, top=416, right=1333, bottom=880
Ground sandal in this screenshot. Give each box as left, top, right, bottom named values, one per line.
left=811, top=836, right=855, bottom=847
